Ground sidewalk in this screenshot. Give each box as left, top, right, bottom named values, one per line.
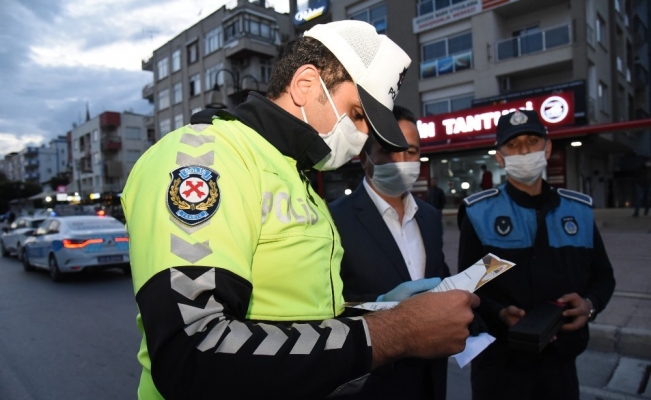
left=442, top=208, right=651, bottom=399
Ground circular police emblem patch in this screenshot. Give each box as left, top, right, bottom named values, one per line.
left=494, top=216, right=512, bottom=236
left=167, top=165, right=220, bottom=226
left=562, top=216, right=578, bottom=235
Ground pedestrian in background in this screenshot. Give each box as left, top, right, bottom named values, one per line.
left=457, top=109, right=615, bottom=400
left=632, top=156, right=651, bottom=217
left=122, top=20, right=478, bottom=400
left=330, top=105, right=450, bottom=400
left=427, top=176, right=446, bottom=210
left=480, top=165, right=493, bottom=191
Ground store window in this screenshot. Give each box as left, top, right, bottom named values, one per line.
left=421, top=32, right=472, bottom=79
left=350, top=3, right=387, bottom=34
left=423, top=94, right=474, bottom=116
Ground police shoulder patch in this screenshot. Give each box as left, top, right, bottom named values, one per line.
left=557, top=188, right=593, bottom=207
left=561, top=216, right=579, bottom=235
left=463, top=188, right=500, bottom=207
left=167, top=165, right=221, bottom=226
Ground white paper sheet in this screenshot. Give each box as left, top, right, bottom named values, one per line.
left=452, top=332, right=496, bottom=368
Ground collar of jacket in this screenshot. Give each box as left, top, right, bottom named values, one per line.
left=231, top=92, right=331, bottom=171
left=505, top=179, right=560, bottom=211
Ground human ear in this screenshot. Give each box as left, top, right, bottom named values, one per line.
left=544, top=140, right=553, bottom=160
left=288, top=65, right=320, bottom=107
left=495, top=150, right=505, bottom=168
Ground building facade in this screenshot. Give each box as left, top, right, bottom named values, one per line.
left=70, top=111, right=151, bottom=197
left=292, top=0, right=651, bottom=208
left=142, top=0, right=294, bottom=141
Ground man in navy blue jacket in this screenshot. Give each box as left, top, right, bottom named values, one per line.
left=330, top=106, right=449, bottom=400
left=458, top=109, right=615, bottom=400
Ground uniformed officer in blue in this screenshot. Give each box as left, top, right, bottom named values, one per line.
left=457, top=109, right=615, bottom=400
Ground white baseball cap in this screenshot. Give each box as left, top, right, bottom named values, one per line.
left=304, top=20, right=412, bottom=152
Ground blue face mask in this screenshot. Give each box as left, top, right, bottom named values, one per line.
left=366, top=155, right=421, bottom=197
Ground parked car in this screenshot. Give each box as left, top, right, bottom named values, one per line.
left=22, top=216, right=130, bottom=282
left=1, top=216, right=47, bottom=258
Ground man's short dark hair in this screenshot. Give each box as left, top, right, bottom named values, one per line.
left=363, top=105, right=416, bottom=154
left=392, top=105, right=416, bottom=124
left=266, top=37, right=352, bottom=99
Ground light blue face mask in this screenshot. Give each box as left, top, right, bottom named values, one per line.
left=499, top=145, right=548, bottom=185
left=366, top=155, right=421, bottom=197
left=301, top=77, right=368, bottom=171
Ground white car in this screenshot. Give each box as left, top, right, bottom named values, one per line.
left=1, top=216, right=47, bottom=259
left=22, top=216, right=130, bottom=282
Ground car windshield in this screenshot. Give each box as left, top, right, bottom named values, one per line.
left=67, top=219, right=125, bottom=232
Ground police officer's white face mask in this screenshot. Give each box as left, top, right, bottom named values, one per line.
left=301, top=77, right=368, bottom=171
left=500, top=145, right=548, bottom=185
left=366, top=155, right=421, bottom=197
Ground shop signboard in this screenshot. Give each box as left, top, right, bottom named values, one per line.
left=293, top=0, right=329, bottom=26
left=413, top=0, right=517, bottom=34
left=417, top=92, right=575, bottom=142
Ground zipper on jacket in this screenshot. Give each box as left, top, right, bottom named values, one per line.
left=299, top=168, right=337, bottom=316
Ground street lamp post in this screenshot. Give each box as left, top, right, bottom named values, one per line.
left=207, top=68, right=260, bottom=109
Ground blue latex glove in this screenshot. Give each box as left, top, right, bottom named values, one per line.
left=376, top=277, right=442, bottom=302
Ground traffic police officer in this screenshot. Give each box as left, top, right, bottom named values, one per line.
left=123, top=21, right=478, bottom=400
left=457, top=109, right=615, bottom=400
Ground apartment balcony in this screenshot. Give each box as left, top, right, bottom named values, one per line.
left=142, top=55, right=153, bottom=72
left=495, top=24, right=571, bottom=62
left=142, top=82, right=154, bottom=102
left=24, top=147, right=38, bottom=156
left=224, top=33, right=278, bottom=60
left=100, top=111, right=121, bottom=129
left=25, top=159, right=39, bottom=168
left=420, top=50, right=473, bottom=80
left=77, top=157, right=93, bottom=174
left=101, top=136, right=122, bottom=152
left=25, top=172, right=40, bottom=181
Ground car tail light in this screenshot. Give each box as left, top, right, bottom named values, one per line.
left=115, top=237, right=129, bottom=243
left=63, top=238, right=104, bottom=248
left=96, top=210, right=106, bottom=217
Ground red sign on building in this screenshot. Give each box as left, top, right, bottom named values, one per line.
left=417, top=92, right=575, bottom=142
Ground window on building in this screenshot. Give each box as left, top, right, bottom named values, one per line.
left=74, top=139, right=79, bottom=151
left=158, top=88, right=170, bottom=110
left=174, top=114, right=184, bottom=130
left=224, top=20, right=240, bottom=42
left=421, top=32, right=473, bottom=79
left=157, top=57, right=169, bottom=80
left=350, top=3, right=387, bottom=34
left=93, top=129, right=99, bottom=142
left=598, top=82, right=608, bottom=112
left=242, top=15, right=275, bottom=41
left=173, top=82, right=182, bottom=104
left=93, top=151, right=101, bottom=165
left=187, top=41, right=199, bottom=64
left=417, top=0, right=467, bottom=16
left=159, top=119, right=171, bottom=137
left=205, top=63, right=224, bottom=91
left=125, top=126, right=141, bottom=140
left=596, top=15, right=607, bottom=47
left=261, top=59, right=273, bottom=83
left=126, top=150, right=141, bottom=163
left=172, top=49, right=181, bottom=72
left=205, top=27, right=223, bottom=54
left=423, top=94, right=474, bottom=116
left=189, top=74, right=201, bottom=97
